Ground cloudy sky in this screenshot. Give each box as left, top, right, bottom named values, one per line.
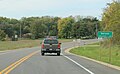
left=0, top=0, right=112, bottom=19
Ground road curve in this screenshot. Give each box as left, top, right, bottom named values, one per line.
left=0, top=39, right=120, bottom=74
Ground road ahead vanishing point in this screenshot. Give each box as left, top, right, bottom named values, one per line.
left=0, top=39, right=120, bottom=74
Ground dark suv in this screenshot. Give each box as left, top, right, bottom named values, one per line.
left=41, top=38, right=61, bottom=56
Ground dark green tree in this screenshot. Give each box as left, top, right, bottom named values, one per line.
left=0, top=29, right=6, bottom=41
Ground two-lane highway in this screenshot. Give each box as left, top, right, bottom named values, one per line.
left=0, top=39, right=120, bottom=74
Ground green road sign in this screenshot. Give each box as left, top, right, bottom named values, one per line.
left=98, top=31, right=113, bottom=38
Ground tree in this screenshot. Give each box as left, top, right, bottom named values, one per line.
left=0, top=16, right=100, bottom=39
left=102, top=1, right=120, bottom=44
left=40, top=16, right=60, bottom=36
left=30, top=19, right=47, bottom=39
left=58, top=17, right=75, bottom=38
left=0, top=29, right=6, bottom=41
left=72, top=16, right=100, bottom=39
left=0, top=24, right=15, bottom=38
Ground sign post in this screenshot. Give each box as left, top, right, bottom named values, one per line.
left=97, top=31, right=113, bottom=63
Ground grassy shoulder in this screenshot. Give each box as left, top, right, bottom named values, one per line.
left=0, top=40, right=41, bottom=51
left=70, top=43, right=120, bottom=67
left=0, top=39, right=72, bottom=51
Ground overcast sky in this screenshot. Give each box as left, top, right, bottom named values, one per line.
left=0, top=0, right=112, bottom=19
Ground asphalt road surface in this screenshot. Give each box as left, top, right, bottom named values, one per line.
left=0, top=39, right=120, bottom=74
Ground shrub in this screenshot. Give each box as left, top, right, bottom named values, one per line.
left=0, top=29, right=6, bottom=41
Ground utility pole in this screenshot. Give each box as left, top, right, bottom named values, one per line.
left=96, top=24, right=98, bottom=38
left=48, top=24, right=50, bottom=36
left=20, top=23, right=22, bottom=39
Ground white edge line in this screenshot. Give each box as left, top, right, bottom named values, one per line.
left=65, top=46, right=120, bottom=71
left=62, top=54, right=94, bottom=74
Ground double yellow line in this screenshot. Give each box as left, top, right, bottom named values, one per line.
left=0, top=50, right=40, bottom=74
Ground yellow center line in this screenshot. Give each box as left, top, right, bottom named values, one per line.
left=0, top=57, right=26, bottom=73
left=0, top=50, right=40, bottom=74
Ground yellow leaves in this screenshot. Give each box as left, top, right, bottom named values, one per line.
left=102, top=1, right=120, bottom=44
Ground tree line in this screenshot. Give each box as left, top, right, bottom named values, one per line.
left=0, top=15, right=100, bottom=40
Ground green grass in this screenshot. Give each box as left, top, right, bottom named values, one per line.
left=70, top=44, right=120, bottom=67
left=0, top=40, right=41, bottom=51
left=0, top=39, right=72, bottom=51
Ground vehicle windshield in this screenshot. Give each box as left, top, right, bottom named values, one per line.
left=44, top=39, right=58, bottom=44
